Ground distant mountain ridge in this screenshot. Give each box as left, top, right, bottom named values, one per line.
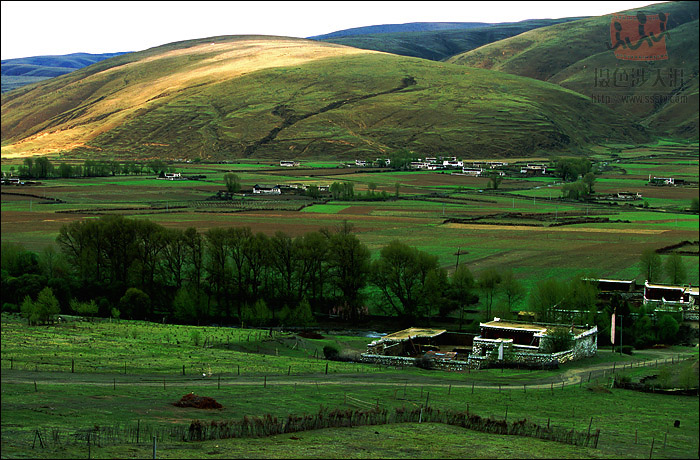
left=1, top=52, right=130, bottom=92
left=308, top=22, right=493, bottom=39
left=315, top=18, right=586, bottom=62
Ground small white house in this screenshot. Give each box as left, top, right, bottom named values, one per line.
left=160, top=172, right=183, bottom=180
left=280, top=160, right=299, bottom=167
left=252, top=184, right=281, bottom=195
left=443, top=160, right=463, bottom=168
left=462, top=167, right=483, bottom=176
left=520, top=164, right=547, bottom=175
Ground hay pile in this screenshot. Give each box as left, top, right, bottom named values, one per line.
left=173, top=393, right=223, bottom=409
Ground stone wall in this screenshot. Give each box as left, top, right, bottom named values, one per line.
left=359, top=353, right=470, bottom=371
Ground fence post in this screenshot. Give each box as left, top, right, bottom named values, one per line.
left=238, top=365, right=240, bottom=376
left=182, top=365, right=185, bottom=376
left=448, top=384, right=451, bottom=395
left=325, top=362, right=328, bottom=375
left=264, top=376, right=267, bottom=388
left=114, top=378, right=116, bottom=390
left=88, top=432, right=91, bottom=459
left=649, top=438, right=655, bottom=459
left=218, top=375, right=221, bottom=389
left=72, top=359, right=74, bottom=373
left=34, top=380, right=37, bottom=392
left=153, top=435, right=157, bottom=459
left=137, top=419, right=140, bottom=444
left=288, top=366, right=291, bottom=376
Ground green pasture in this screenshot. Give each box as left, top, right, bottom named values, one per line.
left=301, top=204, right=350, bottom=214
left=1, top=315, right=698, bottom=459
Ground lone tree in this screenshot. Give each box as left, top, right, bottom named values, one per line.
left=664, top=253, right=687, bottom=285
left=223, top=173, right=241, bottom=193
left=478, top=268, right=502, bottom=320
left=639, top=248, right=663, bottom=283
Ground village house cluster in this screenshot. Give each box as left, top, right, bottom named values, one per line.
left=361, top=279, right=698, bottom=371
left=362, top=320, right=598, bottom=370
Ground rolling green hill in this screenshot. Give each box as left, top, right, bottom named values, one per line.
left=1, top=35, right=650, bottom=160
left=447, top=1, right=699, bottom=137
left=317, top=18, right=584, bottom=62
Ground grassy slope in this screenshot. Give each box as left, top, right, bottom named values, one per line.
left=1, top=36, right=649, bottom=160
left=447, top=1, right=699, bottom=136
left=318, top=18, right=584, bottom=61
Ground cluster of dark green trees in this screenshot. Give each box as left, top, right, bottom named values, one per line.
left=554, top=157, right=596, bottom=200
left=2, top=215, right=692, bottom=350
left=1, top=217, right=481, bottom=327
left=10, top=158, right=173, bottom=179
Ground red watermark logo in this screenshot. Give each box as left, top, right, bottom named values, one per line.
left=608, top=12, right=669, bottom=61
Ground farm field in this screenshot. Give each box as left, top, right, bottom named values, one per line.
left=2, top=141, right=698, bottom=293
left=1, top=314, right=698, bottom=459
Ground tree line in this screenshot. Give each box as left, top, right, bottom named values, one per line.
left=1, top=217, right=480, bottom=327
left=9, top=158, right=174, bottom=179
left=1, top=216, right=692, bottom=349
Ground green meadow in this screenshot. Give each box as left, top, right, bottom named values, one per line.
left=1, top=314, right=698, bottom=459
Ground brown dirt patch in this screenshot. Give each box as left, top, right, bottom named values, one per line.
left=173, top=393, right=223, bottom=409
left=338, top=206, right=376, bottom=215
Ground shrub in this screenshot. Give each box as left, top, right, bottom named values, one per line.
left=621, top=345, right=634, bottom=355
left=541, top=328, right=574, bottom=353
left=20, top=287, right=60, bottom=325
left=190, top=330, right=201, bottom=346
left=657, top=314, right=679, bottom=344
left=242, top=299, right=272, bottom=327
left=323, top=344, right=340, bottom=360
left=70, top=299, right=98, bottom=319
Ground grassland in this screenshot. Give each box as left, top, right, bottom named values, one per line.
left=1, top=140, right=698, bottom=296
left=1, top=313, right=698, bottom=459
left=1, top=139, right=699, bottom=458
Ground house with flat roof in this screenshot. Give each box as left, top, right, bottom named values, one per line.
left=467, top=318, right=597, bottom=368
left=252, top=184, right=281, bottom=195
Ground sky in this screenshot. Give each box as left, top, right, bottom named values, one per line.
left=1, top=1, right=662, bottom=60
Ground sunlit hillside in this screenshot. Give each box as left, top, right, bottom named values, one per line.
left=1, top=35, right=649, bottom=160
